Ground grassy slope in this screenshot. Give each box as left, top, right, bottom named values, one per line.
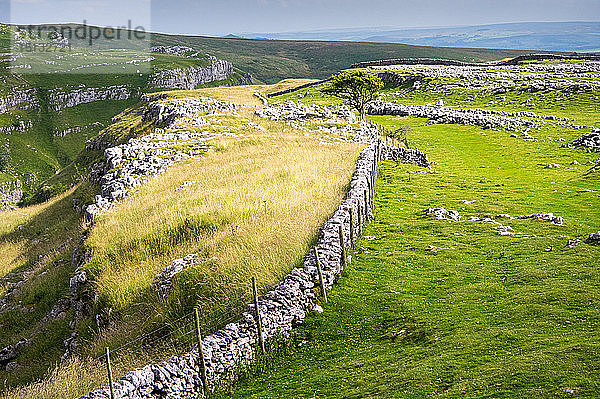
left=150, top=33, right=538, bottom=83
left=0, top=22, right=549, bottom=198
left=0, top=183, right=96, bottom=384
left=0, top=85, right=363, bottom=394
left=225, top=79, right=600, bottom=397
left=0, top=24, right=255, bottom=198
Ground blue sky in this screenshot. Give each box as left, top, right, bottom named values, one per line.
left=2, top=0, right=599, bottom=36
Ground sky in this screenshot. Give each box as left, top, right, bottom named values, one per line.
left=1, top=0, right=599, bottom=36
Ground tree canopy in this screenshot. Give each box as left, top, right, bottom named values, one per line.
left=322, top=70, right=383, bottom=120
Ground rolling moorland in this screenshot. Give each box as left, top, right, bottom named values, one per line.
left=241, top=21, right=600, bottom=52
left=0, top=22, right=540, bottom=206
left=0, top=23, right=599, bottom=399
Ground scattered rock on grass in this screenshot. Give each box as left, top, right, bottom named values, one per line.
left=588, top=232, right=600, bottom=245
left=428, top=245, right=455, bottom=252
left=496, top=214, right=515, bottom=220
left=175, top=181, right=196, bottom=192
left=519, top=213, right=564, bottom=225
left=564, top=129, right=600, bottom=152
left=152, top=254, right=199, bottom=299
left=497, top=226, right=515, bottom=236
left=423, top=207, right=461, bottom=222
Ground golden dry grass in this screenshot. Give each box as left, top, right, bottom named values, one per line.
left=145, top=79, right=319, bottom=107
left=0, top=187, right=83, bottom=278
left=0, top=358, right=102, bottom=399
left=0, top=83, right=362, bottom=398
left=84, top=129, right=362, bottom=352
left=0, top=353, right=160, bottom=399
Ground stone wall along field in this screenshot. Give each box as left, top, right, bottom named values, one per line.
left=79, top=139, right=426, bottom=399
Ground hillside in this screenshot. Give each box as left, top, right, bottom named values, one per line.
left=0, top=81, right=370, bottom=394
left=149, top=32, right=541, bottom=83
left=223, top=59, right=600, bottom=397
left=0, top=23, right=252, bottom=204
left=0, top=23, right=537, bottom=206
left=1, top=21, right=597, bottom=398
left=241, top=21, right=600, bottom=53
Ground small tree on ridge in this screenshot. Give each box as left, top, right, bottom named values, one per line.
left=322, top=70, right=383, bottom=121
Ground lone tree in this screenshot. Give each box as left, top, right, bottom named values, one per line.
left=322, top=70, right=383, bottom=121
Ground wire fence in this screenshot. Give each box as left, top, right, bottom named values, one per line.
left=50, top=140, right=385, bottom=399
left=21, top=298, right=253, bottom=399
left=96, top=299, right=249, bottom=364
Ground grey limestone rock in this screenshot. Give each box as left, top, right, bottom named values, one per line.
left=423, top=207, right=461, bottom=222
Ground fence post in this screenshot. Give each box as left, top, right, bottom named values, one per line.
left=372, top=152, right=377, bottom=183
left=357, top=202, right=362, bottom=236
left=363, top=189, right=369, bottom=221
left=338, top=224, right=347, bottom=270
left=194, top=308, right=208, bottom=397
left=349, top=207, right=355, bottom=248
left=252, top=277, right=266, bottom=354
left=314, top=248, right=327, bottom=303
left=366, top=172, right=372, bottom=200
left=105, top=347, right=115, bottom=399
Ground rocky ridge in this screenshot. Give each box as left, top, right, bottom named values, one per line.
left=151, top=60, right=243, bottom=90
left=368, top=61, right=600, bottom=94
left=0, top=89, right=38, bottom=114
left=255, top=100, right=355, bottom=123
left=254, top=100, right=390, bottom=143
left=83, top=96, right=243, bottom=220
left=50, top=86, right=134, bottom=112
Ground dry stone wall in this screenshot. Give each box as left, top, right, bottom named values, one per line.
left=78, top=139, right=420, bottom=399
left=367, top=100, right=563, bottom=132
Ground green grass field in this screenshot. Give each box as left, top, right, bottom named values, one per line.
left=224, top=79, right=600, bottom=398
left=0, top=25, right=595, bottom=396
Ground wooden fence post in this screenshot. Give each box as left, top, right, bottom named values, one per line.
left=252, top=277, right=265, bottom=354
left=105, top=347, right=115, bottom=399
left=363, top=189, right=369, bottom=221
left=349, top=207, right=355, bottom=248
left=194, top=308, right=208, bottom=396
left=314, top=248, right=327, bottom=303
left=357, top=203, right=362, bottom=236
left=338, top=224, right=347, bottom=270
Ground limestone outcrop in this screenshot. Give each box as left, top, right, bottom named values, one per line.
left=0, top=180, right=22, bottom=211
left=151, top=61, right=235, bottom=90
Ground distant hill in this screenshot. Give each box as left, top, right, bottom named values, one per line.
left=0, top=22, right=556, bottom=200
left=150, top=32, right=543, bottom=83
left=240, top=21, right=600, bottom=53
